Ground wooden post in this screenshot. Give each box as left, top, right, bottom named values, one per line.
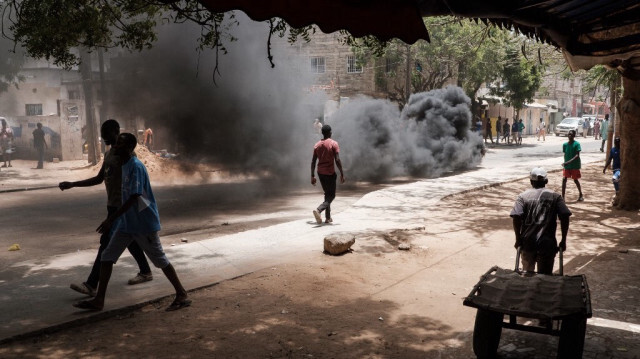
left=616, top=77, right=640, bottom=210
left=80, top=49, right=100, bottom=165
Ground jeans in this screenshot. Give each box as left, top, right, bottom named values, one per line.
left=86, top=206, right=151, bottom=288
left=317, top=173, right=337, bottom=220
left=612, top=169, right=621, bottom=192
left=36, top=146, right=44, bottom=168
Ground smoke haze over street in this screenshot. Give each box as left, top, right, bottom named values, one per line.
left=108, top=13, right=483, bottom=184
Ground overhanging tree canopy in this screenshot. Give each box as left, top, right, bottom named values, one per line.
left=194, top=0, right=640, bottom=210
left=196, top=0, right=640, bottom=76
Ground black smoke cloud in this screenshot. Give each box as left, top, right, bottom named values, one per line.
left=107, top=14, right=482, bottom=184
left=329, top=86, right=483, bottom=182
left=108, top=14, right=324, bottom=182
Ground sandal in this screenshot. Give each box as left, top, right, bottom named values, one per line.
left=166, top=298, right=192, bottom=312
left=73, top=300, right=103, bottom=311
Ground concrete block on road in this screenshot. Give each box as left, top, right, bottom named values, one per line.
left=324, top=234, right=355, bottom=255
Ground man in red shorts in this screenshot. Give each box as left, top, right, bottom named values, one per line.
left=311, top=124, right=345, bottom=224
left=562, top=130, right=584, bottom=201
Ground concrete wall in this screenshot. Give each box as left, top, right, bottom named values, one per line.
left=59, top=101, right=85, bottom=160
left=5, top=116, right=61, bottom=160
left=280, top=33, right=378, bottom=101
left=2, top=100, right=85, bottom=161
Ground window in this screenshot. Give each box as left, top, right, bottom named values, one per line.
left=347, top=55, right=363, bottom=73
left=385, top=58, right=396, bottom=73
left=310, top=57, right=325, bottom=74
left=68, top=90, right=80, bottom=100
left=26, top=104, right=43, bottom=116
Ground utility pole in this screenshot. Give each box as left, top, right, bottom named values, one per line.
left=405, top=44, right=411, bottom=105
left=80, top=49, right=100, bottom=165
left=98, top=49, right=109, bottom=153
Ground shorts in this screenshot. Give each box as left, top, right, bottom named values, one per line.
left=563, top=169, right=581, bottom=180
left=612, top=169, right=621, bottom=182
left=521, top=249, right=556, bottom=275
left=102, top=231, right=170, bottom=268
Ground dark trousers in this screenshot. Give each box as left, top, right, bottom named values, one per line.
left=86, top=206, right=151, bottom=288
left=36, top=146, right=44, bottom=168
left=317, top=173, right=337, bottom=219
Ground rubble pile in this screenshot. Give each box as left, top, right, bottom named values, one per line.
left=89, top=145, right=222, bottom=185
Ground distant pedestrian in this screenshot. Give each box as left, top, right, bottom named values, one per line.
left=60, top=119, right=153, bottom=298
left=517, top=119, right=525, bottom=145
left=511, top=120, right=518, bottom=145
left=1, top=118, right=14, bottom=168
left=311, top=124, right=345, bottom=224
left=496, top=117, right=502, bottom=143
left=603, top=137, right=621, bottom=205
left=593, top=119, right=600, bottom=140
left=475, top=117, right=483, bottom=134
left=582, top=118, right=589, bottom=138
left=502, top=119, right=510, bottom=144
left=32, top=123, right=47, bottom=169
left=562, top=130, right=584, bottom=201
left=537, top=119, right=546, bottom=141
left=510, top=167, right=571, bottom=275
left=313, top=118, right=322, bottom=134
left=484, top=118, right=494, bottom=144
left=143, top=127, right=153, bottom=150
left=599, top=114, right=609, bottom=152
left=73, top=133, right=191, bottom=312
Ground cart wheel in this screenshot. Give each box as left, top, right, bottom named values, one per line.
left=557, top=315, right=587, bottom=359
left=473, top=309, right=503, bottom=359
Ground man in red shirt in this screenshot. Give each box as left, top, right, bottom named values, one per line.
left=311, top=125, right=345, bottom=224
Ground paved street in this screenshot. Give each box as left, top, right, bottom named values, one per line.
left=0, top=134, right=618, bottom=358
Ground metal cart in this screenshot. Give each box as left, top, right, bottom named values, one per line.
left=463, top=248, right=592, bottom=359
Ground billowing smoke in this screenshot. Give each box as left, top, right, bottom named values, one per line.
left=329, top=87, right=483, bottom=182
left=107, top=14, right=324, bottom=182
left=107, top=14, right=482, bottom=184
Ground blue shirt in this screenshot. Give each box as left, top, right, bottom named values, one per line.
left=117, top=156, right=161, bottom=234
left=610, top=146, right=621, bottom=170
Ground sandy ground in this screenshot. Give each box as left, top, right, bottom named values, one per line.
left=1, top=164, right=638, bottom=359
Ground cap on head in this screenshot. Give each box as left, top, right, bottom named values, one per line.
left=530, top=167, right=548, bottom=181
left=321, top=124, right=332, bottom=135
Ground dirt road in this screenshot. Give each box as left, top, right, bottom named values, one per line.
left=1, top=164, right=637, bottom=359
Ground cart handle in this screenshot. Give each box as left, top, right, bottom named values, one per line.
left=558, top=246, right=563, bottom=276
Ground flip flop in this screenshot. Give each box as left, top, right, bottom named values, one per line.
left=166, top=299, right=192, bottom=312
left=73, top=300, right=103, bottom=311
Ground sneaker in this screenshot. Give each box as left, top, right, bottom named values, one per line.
left=70, top=282, right=96, bottom=297
left=128, top=272, right=153, bottom=285
left=312, top=210, right=322, bottom=224
left=578, top=195, right=584, bottom=202
left=325, top=218, right=333, bottom=224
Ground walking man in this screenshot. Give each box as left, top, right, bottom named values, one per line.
left=73, top=133, right=190, bottom=311
left=599, top=114, right=609, bottom=152
left=582, top=118, right=589, bottom=138
left=32, top=123, right=47, bottom=169
left=603, top=137, right=621, bottom=205
left=502, top=119, right=510, bottom=144
left=511, top=167, right=571, bottom=275
left=1, top=118, right=14, bottom=168
left=59, top=119, right=153, bottom=297
left=484, top=118, right=494, bottom=144
left=496, top=117, right=502, bottom=144
left=537, top=118, right=546, bottom=141
left=511, top=120, right=519, bottom=145
left=311, top=124, right=345, bottom=224
left=517, top=119, right=525, bottom=145
left=562, top=130, right=584, bottom=201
